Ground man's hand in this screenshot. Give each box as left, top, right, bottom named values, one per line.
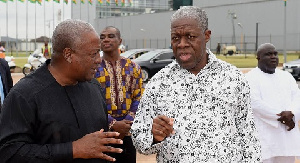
left=152, top=115, right=175, bottom=143
left=277, top=111, right=295, bottom=131
left=72, top=129, right=123, bottom=162
left=111, top=120, right=132, bottom=139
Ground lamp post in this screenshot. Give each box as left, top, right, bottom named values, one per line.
left=228, top=11, right=237, bottom=46
left=255, top=22, right=260, bottom=51
left=237, top=23, right=243, bottom=53
left=140, top=28, right=146, bottom=48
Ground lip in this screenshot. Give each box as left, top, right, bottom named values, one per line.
left=178, top=52, right=192, bottom=61
left=101, top=44, right=111, bottom=48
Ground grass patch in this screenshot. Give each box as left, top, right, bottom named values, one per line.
left=216, top=53, right=300, bottom=68
left=14, top=58, right=28, bottom=69
left=7, top=51, right=300, bottom=69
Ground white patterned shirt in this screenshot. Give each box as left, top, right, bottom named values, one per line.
left=130, top=50, right=262, bottom=163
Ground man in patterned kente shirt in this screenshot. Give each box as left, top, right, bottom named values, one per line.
left=246, top=43, right=300, bottom=163
left=130, top=6, right=262, bottom=163
left=95, top=26, right=144, bottom=163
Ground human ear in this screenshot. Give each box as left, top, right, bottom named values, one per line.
left=205, top=30, right=211, bottom=43
left=63, top=48, right=72, bottom=63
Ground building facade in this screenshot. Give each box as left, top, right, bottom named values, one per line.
left=72, top=0, right=300, bottom=52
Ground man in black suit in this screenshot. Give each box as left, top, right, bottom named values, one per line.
left=0, top=58, right=13, bottom=110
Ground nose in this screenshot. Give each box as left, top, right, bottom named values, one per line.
left=177, top=37, right=189, bottom=48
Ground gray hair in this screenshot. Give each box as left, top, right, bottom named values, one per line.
left=256, top=43, right=276, bottom=56
left=52, top=19, right=97, bottom=56
left=171, top=6, right=208, bottom=33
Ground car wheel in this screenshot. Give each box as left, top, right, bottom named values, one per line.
left=23, top=67, right=35, bottom=76
left=141, top=68, right=149, bottom=82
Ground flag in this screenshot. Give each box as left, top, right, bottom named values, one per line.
left=114, top=0, right=117, bottom=6
left=0, top=0, right=7, bottom=3
left=54, top=0, right=60, bottom=3
left=121, top=0, right=124, bottom=6
left=72, top=0, right=76, bottom=4
left=37, top=0, right=42, bottom=4
left=80, top=0, right=84, bottom=4
left=128, top=0, right=131, bottom=6
left=98, top=0, right=102, bottom=5
left=29, top=0, right=36, bottom=3
left=64, top=0, right=68, bottom=4
left=106, top=0, right=109, bottom=5
left=88, top=0, right=92, bottom=5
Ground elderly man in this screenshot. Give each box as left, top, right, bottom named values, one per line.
left=246, top=43, right=300, bottom=163
left=130, top=6, right=261, bottom=162
left=0, top=19, right=123, bottom=162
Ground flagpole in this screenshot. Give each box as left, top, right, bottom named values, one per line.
left=6, top=0, right=9, bottom=54
left=71, top=1, right=73, bottom=19
left=44, top=0, right=46, bottom=40
left=16, top=0, right=18, bottom=56
left=26, top=0, right=28, bottom=55
left=63, top=0, right=64, bottom=21
left=88, top=1, right=89, bottom=23
left=283, top=0, right=287, bottom=63
left=53, top=0, right=55, bottom=41
left=35, top=1, right=37, bottom=49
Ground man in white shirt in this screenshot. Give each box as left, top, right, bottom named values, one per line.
left=246, top=43, right=300, bottom=163
left=131, top=6, right=261, bottom=163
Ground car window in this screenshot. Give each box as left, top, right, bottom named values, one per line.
left=135, top=51, right=159, bottom=61
left=120, top=50, right=138, bottom=58
left=156, top=52, right=174, bottom=60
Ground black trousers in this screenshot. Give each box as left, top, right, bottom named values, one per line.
left=111, top=136, right=136, bottom=163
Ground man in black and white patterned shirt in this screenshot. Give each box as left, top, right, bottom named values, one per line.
left=130, top=6, right=261, bottom=163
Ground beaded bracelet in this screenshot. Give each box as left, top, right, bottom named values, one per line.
left=109, top=119, right=117, bottom=131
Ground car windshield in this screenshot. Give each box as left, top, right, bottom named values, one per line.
left=120, top=50, right=139, bottom=58
left=32, top=49, right=42, bottom=55
left=135, top=50, right=163, bottom=61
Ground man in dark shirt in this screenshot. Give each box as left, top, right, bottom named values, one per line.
left=0, top=19, right=123, bottom=162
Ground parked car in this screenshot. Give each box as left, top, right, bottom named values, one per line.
left=120, top=49, right=153, bottom=59
left=283, top=59, right=300, bottom=80
left=223, top=45, right=237, bottom=55
left=133, top=49, right=175, bottom=82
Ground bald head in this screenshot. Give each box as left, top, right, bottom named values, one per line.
left=256, top=43, right=278, bottom=74
left=256, top=43, right=276, bottom=58
left=171, top=6, right=208, bottom=33
left=52, top=19, right=97, bottom=57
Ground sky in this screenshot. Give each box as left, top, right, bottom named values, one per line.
left=0, top=0, right=71, bottom=40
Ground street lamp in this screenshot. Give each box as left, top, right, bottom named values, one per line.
left=255, top=22, right=260, bottom=51
left=237, top=23, right=243, bottom=52
left=228, top=11, right=237, bottom=46
left=140, top=28, right=146, bottom=48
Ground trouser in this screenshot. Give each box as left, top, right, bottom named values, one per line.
left=112, top=136, right=136, bottom=163
left=263, top=156, right=296, bottom=163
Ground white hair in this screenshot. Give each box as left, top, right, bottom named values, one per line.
left=171, top=6, right=208, bottom=33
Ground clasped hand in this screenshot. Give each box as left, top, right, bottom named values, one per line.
left=277, top=111, right=295, bottom=131
left=152, top=115, right=175, bottom=143
left=111, top=119, right=133, bottom=139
